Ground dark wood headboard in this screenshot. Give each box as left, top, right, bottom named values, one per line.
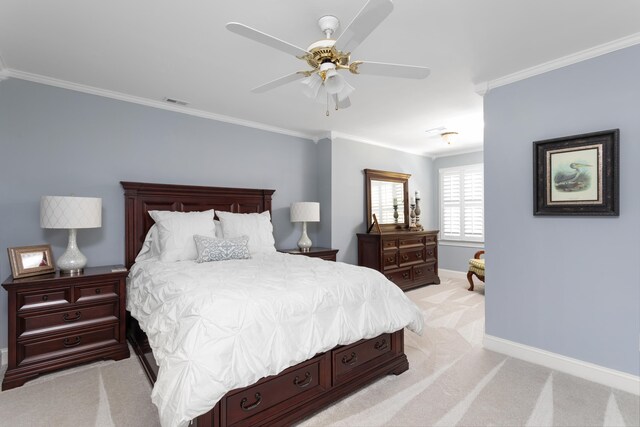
left=121, top=182, right=275, bottom=268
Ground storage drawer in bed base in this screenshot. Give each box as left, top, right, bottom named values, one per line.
left=126, top=318, right=408, bottom=427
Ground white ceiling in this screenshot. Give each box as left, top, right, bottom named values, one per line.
left=1, top=1, right=639, bottom=156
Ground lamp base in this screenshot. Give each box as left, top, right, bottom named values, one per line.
left=297, top=222, right=313, bottom=253
left=57, top=229, right=88, bottom=275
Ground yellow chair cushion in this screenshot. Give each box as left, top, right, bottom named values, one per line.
left=469, top=258, right=485, bottom=270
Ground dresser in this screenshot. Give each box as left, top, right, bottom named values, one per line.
left=357, top=230, right=440, bottom=291
left=1, top=266, right=130, bottom=390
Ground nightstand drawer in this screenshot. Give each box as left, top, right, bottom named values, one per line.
left=18, top=302, right=119, bottom=340
left=18, top=288, right=72, bottom=312
left=17, top=324, right=120, bottom=366
left=74, top=280, right=119, bottom=303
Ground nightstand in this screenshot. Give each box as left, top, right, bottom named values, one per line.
left=1, top=266, right=130, bottom=390
left=280, top=247, right=339, bottom=262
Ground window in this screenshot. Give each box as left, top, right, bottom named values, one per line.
left=439, top=164, right=484, bottom=242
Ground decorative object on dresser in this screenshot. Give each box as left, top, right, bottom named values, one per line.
left=290, top=202, right=320, bottom=252
left=1, top=266, right=130, bottom=390
left=365, top=169, right=410, bottom=232
left=122, top=182, right=413, bottom=427
left=414, top=190, right=423, bottom=230
left=358, top=230, right=440, bottom=291
left=7, top=244, right=55, bottom=279
left=40, top=196, right=102, bottom=275
left=279, top=247, right=339, bottom=262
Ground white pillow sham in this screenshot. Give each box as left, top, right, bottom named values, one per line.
left=135, top=224, right=161, bottom=262
left=149, top=209, right=216, bottom=262
left=216, top=211, right=276, bottom=255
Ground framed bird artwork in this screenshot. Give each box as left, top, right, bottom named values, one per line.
left=533, top=129, right=619, bottom=216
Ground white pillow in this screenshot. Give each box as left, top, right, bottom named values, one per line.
left=149, top=209, right=216, bottom=262
left=216, top=211, right=276, bottom=255
left=135, top=224, right=161, bottom=262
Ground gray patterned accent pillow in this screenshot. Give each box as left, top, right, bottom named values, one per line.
left=193, top=235, right=251, bottom=263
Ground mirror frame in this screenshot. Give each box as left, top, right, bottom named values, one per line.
left=365, top=169, right=411, bottom=232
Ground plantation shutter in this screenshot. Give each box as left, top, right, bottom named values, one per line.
left=440, top=164, right=484, bottom=242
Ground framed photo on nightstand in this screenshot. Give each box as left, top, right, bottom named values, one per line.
left=7, top=244, right=55, bottom=279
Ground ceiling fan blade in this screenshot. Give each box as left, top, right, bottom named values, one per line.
left=351, top=61, right=430, bottom=79
left=226, top=22, right=310, bottom=57
left=334, top=0, right=394, bottom=54
left=251, top=72, right=309, bottom=93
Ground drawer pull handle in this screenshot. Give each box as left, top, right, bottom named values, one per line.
left=240, top=393, right=262, bottom=412
left=415, top=269, right=422, bottom=276
left=374, top=339, right=388, bottom=351
left=402, top=272, right=410, bottom=279
left=63, top=336, right=81, bottom=347
left=428, top=251, right=433, bottom=256
left=341, top=352, right=358, bottom=365
left=416, top=252, right=422, bottom=258
left=386, top=257, right=394, bottom=263
left=293, top=372, right=313, bottom=388
left=63, top=311, right=82, bottom=322
left=95, top=288, right=102, bottom=294
left=42, top=295, right=49, bottom=301
left=402, top=254, right=409, bottom=261
left=386, top=275, right=393, bottom=281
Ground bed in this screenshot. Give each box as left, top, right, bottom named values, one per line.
left=122, top=181, right=422, bottom=427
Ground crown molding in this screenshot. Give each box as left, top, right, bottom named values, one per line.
left=5, top=68, right=321, bottom=142
left=475, top=32, right=640, bottom=96
left=329, top=131, right=434, bottom=158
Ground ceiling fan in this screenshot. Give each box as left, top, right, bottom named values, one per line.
left=226, top=0, right=430, bottom=114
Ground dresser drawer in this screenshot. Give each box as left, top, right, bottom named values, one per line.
left=424, top=244, right=436, bottom=261
left=382, top=239, right=398, bottom=250
left=383, top=252, right=398, bottom=270
left=17, top=324, right=120, bottom=366
left=74, top=280, right=119, bottom=303
left=384, top=267, right=412, bottom=286
left=332, top=334, right=392, bottom=385
left=399, top=248, right=426, bottom=266
left=17, top=288, right=72, bottom=312
left=18, top=302, right=119, bottom=340
left=223, top=355, right=327, bottom=425
left=398, top=237, right=424, bottom=247
left=413, top=262, right=436, bottom=282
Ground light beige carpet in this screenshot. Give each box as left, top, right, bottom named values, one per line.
left=0, top=275, right=638, bottom=426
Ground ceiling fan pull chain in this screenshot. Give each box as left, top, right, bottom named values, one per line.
left=326, top=93, right=330, bottom=116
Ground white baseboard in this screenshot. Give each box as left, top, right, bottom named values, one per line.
left=438, top=268, right=467, bottom=281
left=1, top=347, right=7, bottom=369
left=484, top=334, right=639, bottom=395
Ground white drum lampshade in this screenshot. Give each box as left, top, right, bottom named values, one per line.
left=290, top=202, right=320, bottom=252
left=40, top=196, right=102, bottom=275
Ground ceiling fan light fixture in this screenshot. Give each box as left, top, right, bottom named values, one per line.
left=441, top=131, right=459, bottom=145
left=301, top=73, right=323, bottom=99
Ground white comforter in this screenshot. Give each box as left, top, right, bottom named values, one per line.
left=127, top=252, right=424, bottom=427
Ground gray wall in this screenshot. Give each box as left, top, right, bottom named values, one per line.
left=0, top=79, right=320, bottom=348
left=314, top=138, right=332, bottom=248
left=484, top=44, right=640, bottom=375
left=432, top=151, right=484, bottom=271
left=331, top=137, right=435, bottom=264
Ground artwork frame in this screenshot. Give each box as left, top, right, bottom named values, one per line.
left=533, top=129, right=619, bottom=216
left=7, top=244, right=56, bottom=279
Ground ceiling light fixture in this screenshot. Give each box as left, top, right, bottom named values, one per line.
left=441, top=131, right=459, bottom=145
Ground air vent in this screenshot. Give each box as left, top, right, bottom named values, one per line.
left=163, top=97, right=189, bottom=106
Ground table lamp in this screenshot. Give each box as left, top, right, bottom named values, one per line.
left=290, top=202, right=320, bottom=252
left=40, top=196, right=102, bottom=275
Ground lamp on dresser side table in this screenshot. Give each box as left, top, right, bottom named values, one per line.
left=279, top=247, right=339, bottom=262
left=1, top=265, right=130, bottom=390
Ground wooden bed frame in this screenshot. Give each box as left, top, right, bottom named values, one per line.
left=122, top=181, right=409, bottom=427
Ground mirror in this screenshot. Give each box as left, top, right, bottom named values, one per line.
left=365, top=169, right=411, bottom=231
